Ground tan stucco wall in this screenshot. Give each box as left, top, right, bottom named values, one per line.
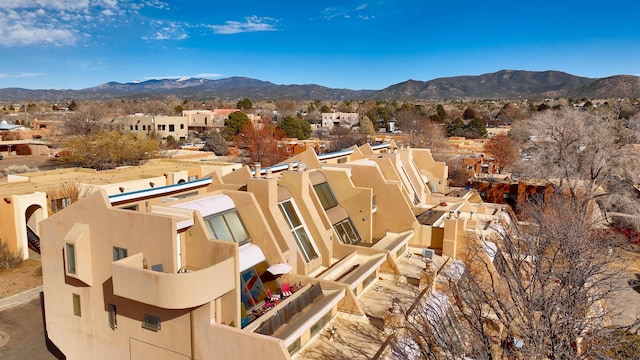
left=349, top=164, right=417, bottom=241
left=41, top=190, right=197, bottom=359
left=320, top=169, right=373, bottom=244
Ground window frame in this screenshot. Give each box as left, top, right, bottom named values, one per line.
left=278, top=200, right=319, bottom=262
left=72, top=293, right=81, bottom=316
left=143, top=314, right=161, bottom=332
left=203, top=209, right=251, bottom=245
left=333, top=218, right=361, bottom=245
left=108, top=304, right=117, bottom=329
left=113, top=247, right=128, bottom=261
left=51, top=197, right=72, bottom=212
left=66, top=243, right=76, bottom=274
left=313, top=182, right=338, bottom=210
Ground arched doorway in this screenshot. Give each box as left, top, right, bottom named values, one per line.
left=25, top=204, right=44, bottom=254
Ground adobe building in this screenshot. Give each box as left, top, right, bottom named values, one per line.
left=38, top=142, right=509, bottom=359
left=0, top=159, right=240, bottom=260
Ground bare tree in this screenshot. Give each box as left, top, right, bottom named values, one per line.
left=393, top=196, right=638, bottom=359
left=524, top=107, right=639, bottom=206
left=328, top=126, right=365, bottom=152
left=63, top=101, right=109, bottom=136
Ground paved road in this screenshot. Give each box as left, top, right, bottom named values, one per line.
left=0, top=296, right=55, bottom=360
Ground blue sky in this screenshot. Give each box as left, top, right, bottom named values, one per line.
left=1, top=0, right=638, bottom=90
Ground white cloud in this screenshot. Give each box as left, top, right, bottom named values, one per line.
left=0, top=0, right=169, bottom=47
left=0, top=72, right=46, bottom=79
left=0, top=0, right=90, bottom=11
left=0, top=19, right=76, bottom=46
left=143, top=21, right=188, bottom=41
left=322, top=4, right=374, bottom=21
left=208, top=16, right=277, bottom=35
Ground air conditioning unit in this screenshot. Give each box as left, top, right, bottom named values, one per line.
left=422, top=249, right=435, bottom=259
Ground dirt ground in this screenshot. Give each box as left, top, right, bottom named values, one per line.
left=0, top=258, right=43, bottom=299
left=0, top=153, right=61, bottom=175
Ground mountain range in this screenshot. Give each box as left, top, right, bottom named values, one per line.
left=1, top=70, right=639, bottom=102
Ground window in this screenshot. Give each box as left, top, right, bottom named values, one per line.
left=363, top=271, right=377, bottom=290
left=169, top=124, right=175, bottom=132
left=239, top=261, right=280, bottom=312
left=287, top=338, right=301, bottom=356
left=66, top=243, right=76, bottom=274
left=129, top=125, right=134, bottom=130
left=180, top=124, right=184, bottom=130
left=313, top=182, right=338, bottom=210
left=203, top=209, right=250, bottom=244
left=113, top=247, right=128, bottom=261
left=142, top=125, right=146, bottom=131
left=143, top=314, right=161, bottom=331
left=72, top=293, right=81, bottom=316
left=333, top=218, right=361, bottom=245
left=134, top=124, right=138, bottom=130
left=188, top=175, right=198, bottom=181
left=108, top=304, right=117, bottom=329
left=310, top=312, right=332, bottom=337
left=278, top=200, right=318, bottom=262
left=121, top=204, right=139, bottom=211
left=51, top=197, right=71, bottom=212
left=400, top=166, right=421, bottom=205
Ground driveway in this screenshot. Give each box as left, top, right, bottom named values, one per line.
left=0, top=297, right=55, bottom=360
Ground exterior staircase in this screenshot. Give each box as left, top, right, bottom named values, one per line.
left=26, top=226, right=41, bottom=254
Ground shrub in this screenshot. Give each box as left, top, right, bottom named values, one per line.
left=15, top=144, right=32, bottom=155
left=0, top=241, right=22, bottom=269
left=3, top=164, right=39, bottom=175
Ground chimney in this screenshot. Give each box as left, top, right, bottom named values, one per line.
left=254, top=162, right=261, bottom=178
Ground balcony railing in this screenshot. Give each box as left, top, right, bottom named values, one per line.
left=112, top=253, right=235, bottom=309
left=254, top=283, right=323, bottom=336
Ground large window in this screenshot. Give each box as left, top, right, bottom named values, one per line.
left=333, top=218, right=361, bottom=245
left=313, top=182, right=338, bottom=210
left=278, top=200, right=319, bottom=262
left=240, top=261, right=280, bottom=312
left=203, top=209, right=250, bottom=244
left=66, top=243, right=76, bottom=274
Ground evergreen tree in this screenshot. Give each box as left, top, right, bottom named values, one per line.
left=225, top=111, right=251, bottom=140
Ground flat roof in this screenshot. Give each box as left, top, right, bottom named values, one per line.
left=295, top=249, right=454, bottom=359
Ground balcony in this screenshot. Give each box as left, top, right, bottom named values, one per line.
left=112, top=252, right=235, bottom=309
left=246, top=283, right=345, bottom=347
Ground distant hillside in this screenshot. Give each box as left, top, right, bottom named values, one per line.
left=571, top=75, right=640, bottom=99
left=0, top=77, right=372, bottom=102
left=1, top=70, right=639, bottom=102
left=370, top=70, right=596, bottom=100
